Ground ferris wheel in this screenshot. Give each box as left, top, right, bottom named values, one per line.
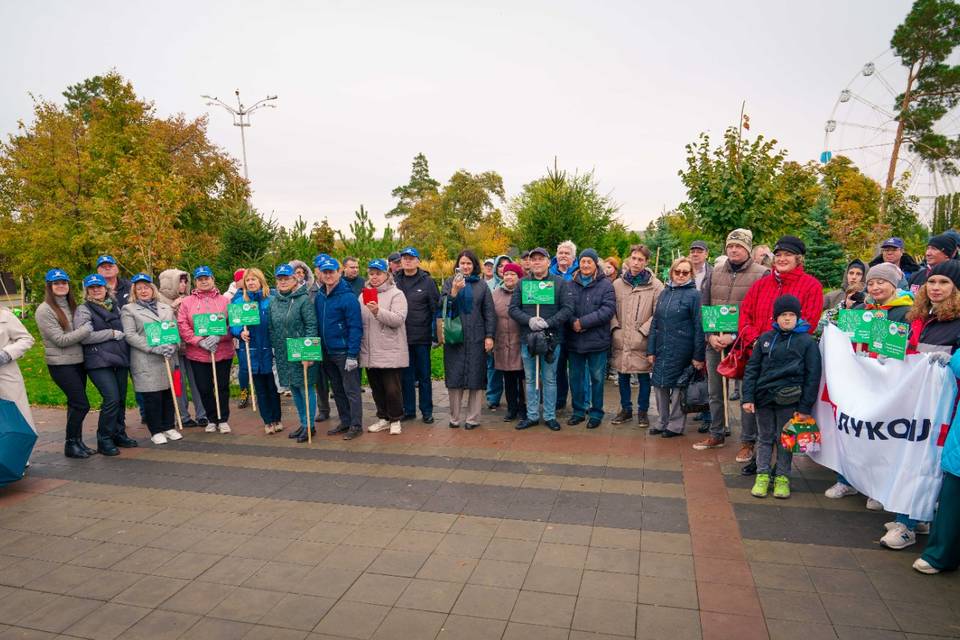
left=821, top=49, right=960, bottom=224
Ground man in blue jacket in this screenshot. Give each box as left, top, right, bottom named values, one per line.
left=315, top=257, right=364, bottom=440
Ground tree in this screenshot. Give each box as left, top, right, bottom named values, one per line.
left=821, top=156, right=888, bottom=257
left=641, top=212, right=700, bottom=278
left=885, top=0, right=960, bottom=192
left=338, top=205, right=396, bottom=266
left=387, top=152, right=440, bottom=219
left=802, top=199, right=847, bottom=288
left=311, top=218, right=336, bottom=255
left=270, top=217, right=317, bottom=267
left=62, top=75, right=106, bottom=122
left=933, top=192, right=960, bottom=233
left=214, top=206, right=278, bottom=276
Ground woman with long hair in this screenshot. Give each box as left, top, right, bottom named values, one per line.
left=36, top=269, right=93, bottom=458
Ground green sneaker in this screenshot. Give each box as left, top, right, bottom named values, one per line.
left=773, top=475, right=791, bottom=499
left=751, top=473, right=770, bottom=498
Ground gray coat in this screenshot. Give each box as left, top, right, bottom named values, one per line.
left=441, top=277, right=495, bottom=390
left=36, top=298, right=90, bottom=365
left=121, top=300, right=178, bottom=393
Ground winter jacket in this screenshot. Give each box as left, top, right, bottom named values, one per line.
left=177, top=288, right=235, bottom=363
left=908, top=313, right=960, bottom=355
left=492, top=286, right=523, bottom=371
left=853, top=290, right=914, bottom=324
left=700, top=258, right=767, bottom=332
left=110, top=278, right=132, bottom=308
left=270, top=285, right=320, bottom=387
left=869, top=253, right=920, bottom=282
left=823, top=259, right=867, bottom=310
left=359, top=278, right=409, bottom=369
left=229, top=290, right=273, bottom=375
left=395, top=268, right=440, bottom=345
left=742, top=320, right=822, bottom=414
left=121, top=300, right=178, bottom=393
left=739, top=266, right=823, bottom=347
left=441, top=276, right=495, bottom=390
left=75, top=300, right=130, bottom=370
left=611, top=270, right=663, bottom=374
left=0, top=308, right=35, bottom=431
left=508, top=273, right=575, bottom=341
left=549, top=257, right=575, bottom=281
left=157, top=269, right=191, bottom=310
left=289, top=260, right=315, bottom=291
left=566, top=272, right=617, bottom=354
left=941, top=351, right=960, bottom=477
left=694, top=262, right=713, bottom=292
left=315, top=278, right=363, bottom=359
left=36, top=298, right=90, bottom=365
left=344, top=275, right=366, bottom=297
left=647, top=280, right=705, bottom=388
left=487, top=255, right=511, bottom=292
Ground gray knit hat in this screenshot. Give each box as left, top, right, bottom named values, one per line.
left=726, top=228, right=753, bottom=253
left=865, top=263, right=903, bottom=289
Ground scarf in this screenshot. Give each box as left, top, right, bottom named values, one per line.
left=624, top=269, right=651, bottom=288
left=457, top=275, right=481, bottom=315
left=90, top=298, right=114, bottom=312
left=138, top=299, right=158, bottom=315
left=580, top=274, right=594, bottom=286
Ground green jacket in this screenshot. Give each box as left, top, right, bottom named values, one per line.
left=268, top=285, right=319, bottom=387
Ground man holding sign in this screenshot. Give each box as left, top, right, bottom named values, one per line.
left=509, top=247, right=575, bottom=431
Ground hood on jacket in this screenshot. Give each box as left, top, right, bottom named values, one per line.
left=867, top=289, right=914, bottom=309
left=666, top=278, right=697, bottom=290
left=289, top=260, right=315, bottom=287
left=868, top=252, right=920, bottom=272
left=490, top=255, right=511, bottom=289
left=840, top=259, right=867, bottom=291
left=773, top=318, right=812, bottom=334
left=373, top=273, right=396, bottom=293
left=549, top=256, right=575, bottom=280
left=158, top=269, right=189, bottom=302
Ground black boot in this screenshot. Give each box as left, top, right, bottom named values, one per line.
left=113, top=430, right=139, bottom=448
left=288, top=426, right=305, bottom=439
left=296, top=427, right=316, bottom=443
left=64, top=439, right=89, bottom=459
left=77, top=436, right=96, bottom=455
left=343, top=426, right=363, bottom=440
left=97, top=436, right=120, bottom=456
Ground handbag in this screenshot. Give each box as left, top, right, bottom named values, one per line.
left=441, top=295, right=463, bottom=346
left=717, top=335, right=750, bottom=380
left=679, top=366, right=710, bottom=414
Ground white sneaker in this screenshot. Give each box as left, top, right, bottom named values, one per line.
left=912, top=558, right=940, bottom=574
left=389, top=421, right=402, bottom=435
left=824, top=482, right=859, bottom=499
left=150, top=432, right=168, bottom=445
left=367, top=419, right=389, bottom=433
left=164, top=429, right=182, bottom=441
left=273, top=423, right=284, bottom=433
left=264, top=424, right=275, bottom=435
left=880, top=522, right=916, bottom=550
left=204, top=423, right=217, bottom=433
left=218, top=422, right=231, bottom=433
left=885, top=521, right=930, bottom=535
left=866, top=498, right=884, bottom=511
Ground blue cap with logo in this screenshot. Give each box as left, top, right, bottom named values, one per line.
left=399, top=246, right=419, bottom=259
left=82, top=274, right=107, bottom=288
left=193, top=265, right=213, bottom=279
left=313, top=253, right=332, bottom=268
left=318, top=257, right=340, bottom=272
left=130, top=273, right=153, bottom=284
left=45, top=269, right=70, bottom=283
left=275, top=263, right=295, bottom=277
left=96, top=255, right=117, bottom=267
left=880, top=237, right=905, bottom=249
left=367, top=258, right=389, bottom=272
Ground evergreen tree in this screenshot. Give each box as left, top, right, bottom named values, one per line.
left=387, top=153, right=440, bottom=219
left=803, top=199, right=847, bottom=288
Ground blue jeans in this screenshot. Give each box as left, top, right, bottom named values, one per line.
left=895, top=513, right=919, bottom=531
left=290, top=383, right=318, bottom=430
left=568, top=351, right=607, bottom=421
left=486, top=353, right=503, bottom=406
left=618, top=373, right=651, bottom=412
left=401, top=344, right=433, bottom=418
left=521, top=343, right=560, bottom=422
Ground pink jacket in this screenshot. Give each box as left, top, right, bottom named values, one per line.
left=177, top=288, right=235, bottom=363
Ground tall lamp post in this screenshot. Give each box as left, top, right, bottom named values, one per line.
left=201, top=90, right=277, bottom=181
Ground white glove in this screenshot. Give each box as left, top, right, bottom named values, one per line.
left=528, top=317, right=549, bottom=331
left=928, top=352, right=952, bottom=367
left=113, top=330, right=125, bottom=341
left=200, top=335, right=220, bottom=352
left=345, top=358, right=359, bottom=372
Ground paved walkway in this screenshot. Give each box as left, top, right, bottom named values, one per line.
left=1, top=383, right=958, bottom=640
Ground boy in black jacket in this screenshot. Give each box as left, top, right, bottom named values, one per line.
left=742, top=294, right=822, bottom=499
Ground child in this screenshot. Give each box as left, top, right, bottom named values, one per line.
left=742, top=294, right=822, bottom=499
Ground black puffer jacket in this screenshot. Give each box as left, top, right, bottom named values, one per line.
left=395, top=268, right=440, bottom=345
left=566, top=273, right=616, bottom=354
left=742, top=321, right=822, bottom=413
left=647, top=280, right=705, bottom=387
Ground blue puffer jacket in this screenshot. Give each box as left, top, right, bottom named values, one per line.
left=229, top=290, right=273, bottom=375
left=315, top=277, right=363, bottom=358
left=549, top=257, right=575, bottom=281
left=943, top=352, right=960, bottom=478
left=647, top=279, right=706, bottom=387
left=566, top=272, right=617, bottom=354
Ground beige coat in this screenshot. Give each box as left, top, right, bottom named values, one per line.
left=359, top=279, right=409, bottom=369
left=122, top=300, right=178, bottom=393
left=0, top=309, right=36, bottom=432
left=610, top=273, right=664, bottom=374
left=492, top=287, right=522, bottom=371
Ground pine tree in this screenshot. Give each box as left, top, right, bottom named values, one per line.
left=387, top=153, right=440, bottom=219
left=803, top=199, right=847, bottom=288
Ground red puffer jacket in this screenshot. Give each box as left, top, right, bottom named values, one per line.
left=738, top=266, right=823, bottom=347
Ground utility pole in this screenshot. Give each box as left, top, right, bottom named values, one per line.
left=201, top=90, right=277, bottom=182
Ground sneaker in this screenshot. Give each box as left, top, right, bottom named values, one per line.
left=880, top=522, right=916, bottom=549
left=389, top=421, right=402, bottom=435
left=611, top=409, right=632, bottom=425
left=264, top=424, right=275, bottom=435
left=273, top=423, right=284, bottom=433
left=218, top=422, right=231, bottom=434
left=204, top=423, right=217, bottom=433
left=636, top=411, right=650, bottom=428
left=824, top=482, right=859, bottom=499
left=912, top=558, right=940, bottom=574
left=751, top=473, right=770, bottom=498
left=150, top=432, right=168, bottom=445
left=773, top=476, right=790, bottom=499
left=163, top=429, right=183, bottom=441
left=367, top=419, right=389, bottom=433
left=885, top=521, right=930, bottom=535
left=866, top=498, right=884, bottom=511
left=735, top=443, right=755, bottom=463
left=692, top=436, right=725, bottom=450
left=697, top=422, right=710, bottom=434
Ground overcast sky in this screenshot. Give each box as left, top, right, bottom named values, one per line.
left=0, top=0, right=916, bottom=234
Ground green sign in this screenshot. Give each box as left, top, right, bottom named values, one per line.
left=701, top=305, right=739, bottom=332
left=193, top=312, right=227, bottom=336
left=521, top=279, right=556, bottom=305
left=144, top=320, right=180, bottom=346
left=228, top=302, right=261, bottom=326
left=286, top=337, right=323, bottom=362
left=838, top=309, right=887, bottom=343
left=869, top=319, right=909, bottom=360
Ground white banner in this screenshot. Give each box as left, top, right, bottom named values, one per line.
left=811, top=325, right=956, bottom=522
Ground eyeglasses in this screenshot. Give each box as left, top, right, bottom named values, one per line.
left=673, top=269, right=691, bottom=276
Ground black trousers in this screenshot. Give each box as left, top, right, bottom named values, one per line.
left=191, top=357, right=232, bottom=423
left=500, top=369, right=526, bottom=417
left=87, top=366, right=128, bottom=440
left=251, top=373, right=282, bottom=425
left=48, top=363, right=90, bottom=441
left=368, top=368, right=404, bottom=422
left=315, top=364, right=331, bottom=416
left=324, top=354, right=363, bottom=428
left=141, top=389, right=175, bottom=435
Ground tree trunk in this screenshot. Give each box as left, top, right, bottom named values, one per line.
left=885, top=61, right=921, bottom=195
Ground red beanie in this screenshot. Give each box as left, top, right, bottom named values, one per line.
left=233, top=269, right=246, bottom=283
left=502, top=263, right=524, bottom=278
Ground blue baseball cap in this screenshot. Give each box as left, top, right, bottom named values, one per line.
left=275, top=263, right=295, bottom=277
left=130, top=273, right=153, bottom=284
left=318, top=257, right=340, bottom=272
left=399, top=246, right=419, bottom=259
left=880, top=237, right=905, bottom=249
left=45, top=269, right=70, bottom=283
left=313, top=253, right=332, bottom=268
left=193, top=265, right=213, bottom=279
left=96, top=255, right=117, bottom=267
left=367, top=258, right=389, bottom=272
left=82, top=274, right=107, bottom=288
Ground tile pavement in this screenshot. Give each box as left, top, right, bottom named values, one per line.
left=0, top=382, right=957, bottom=639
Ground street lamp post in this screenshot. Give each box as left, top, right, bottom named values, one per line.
left=201, top=90, right=277, bottom=182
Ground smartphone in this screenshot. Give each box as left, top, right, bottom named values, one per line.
left=454, top=267, right=464, bottom=283
left=362, top=287, right=378, bottom=305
